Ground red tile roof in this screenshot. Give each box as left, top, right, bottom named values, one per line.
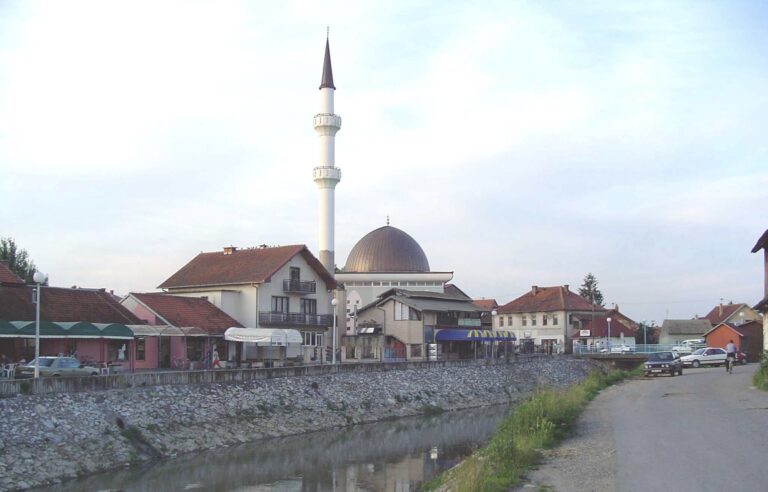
left=158, top=245, right=337, bottom=290
left=130, top=293, right=242, bottom=335
left=702, top=303, right=746, bottom=326
left=473, top=299, right=499, bottom=310
left=0, top=285, right=143, bottom=324
left=0, top=261, right=24, bottom=285
left=498, top=285, right=602, bottom=314
left=575, top=315, right=636, bottom=338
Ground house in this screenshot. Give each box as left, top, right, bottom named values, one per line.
left=344, top=289, right=487, bottom=361
left=704, top=321, right=763, bottom=362
left=701, top=302, right=761, bottom=327
left=658, top=319, right=713, bottom=345
left=751, top=229, right=768, bottom=352
left=473, top=299, right=499, bottom=328
left=158, top=245, right=337, bottom=363
left=572, top=311, right=637, bottom=350
left=121, top=293, right=243, bottom=369
left=0, top=277, right=143, bottom=369
left=495, top=285, right=605, bottom=354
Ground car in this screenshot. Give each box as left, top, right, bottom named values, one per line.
left=680, top=347, right=734, bottom=367
left=14, top=357, right=100, bottom=379
left=671, top=339, right=706, bottom=355
left=644, top=351, right=683, bottom=377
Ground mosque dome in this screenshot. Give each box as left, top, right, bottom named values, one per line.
left=343, top=226, right=430, bottom=273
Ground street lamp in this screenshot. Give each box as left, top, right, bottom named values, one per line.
left=606, top=317, right=612, bottom=354
left=331, top=298, right=338, bottom=364
left=491, top=310, right=498, bottom=358
left=33, top=271, right=47, bottom=379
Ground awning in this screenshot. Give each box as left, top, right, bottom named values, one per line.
left=435, top=329, right=517, bottom=342
left=0, top=321, right=134, bottom=339
left=224, top=327, right=303, bottom=345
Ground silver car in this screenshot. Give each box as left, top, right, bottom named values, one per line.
left=15, top=357, right=100, bottom=378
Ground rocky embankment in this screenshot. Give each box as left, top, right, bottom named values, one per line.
left=0, top=357, right=600, bottom=491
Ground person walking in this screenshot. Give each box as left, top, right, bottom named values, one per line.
left=212, top=347, right=222, bottom=369
left=725, top=339, right=737, bottom=373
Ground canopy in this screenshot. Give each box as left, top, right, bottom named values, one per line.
left=435, top=329, right=517, bottom=342
left=224, top=327, right=303, bottom=345
left=0, top=321, right=134, bottom=339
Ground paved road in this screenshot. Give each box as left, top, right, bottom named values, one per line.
left=515, top=364, right=768, bottom=491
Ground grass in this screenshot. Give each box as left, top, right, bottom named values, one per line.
left=753, top=351, right=768, bottom=391
left=424, top=368, right=637, bottom=492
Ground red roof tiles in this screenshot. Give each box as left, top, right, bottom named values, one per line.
left=0, top=261, right=24, bottom=285
left=0, top=285, right=142, bottom=324
left=130, top=293, right=242, bottom=335
left=576, top=315, right=636, bottom=338
left=702, top=303, right=746, bottom=326
left=473, top=299, right=499, bottom=310
left=158, top=245, right=337, bottom=290
left=498, top=285, right=601, bottom=314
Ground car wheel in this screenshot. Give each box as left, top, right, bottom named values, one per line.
left=679, top=368, right=683, bottom=375
left=670, top=370, right=675, bottom=377
left=692, top=360, right=701, bottom=368
left=90, top=372, right=98, bottom=376
left=742, top=359, right=748, bottom=365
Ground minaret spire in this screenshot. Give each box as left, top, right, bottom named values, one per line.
left=313, top=33, right=342, bottom=273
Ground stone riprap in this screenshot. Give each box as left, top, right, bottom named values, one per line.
left=0, top=357, right=599, bottom=491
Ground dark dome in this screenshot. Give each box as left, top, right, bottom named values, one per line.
left=343, top=226, right=430, bottom=273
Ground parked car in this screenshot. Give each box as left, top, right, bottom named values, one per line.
left=644, top=351, right=683, bottom=377
left=15, top=357, right=100, bottom=378
left=679, top=347, right=746, bottom=367
left=671, top=339, right=706, bottom=355
left=599, top=344, right=636, bottom=353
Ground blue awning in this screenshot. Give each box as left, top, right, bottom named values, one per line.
left=435, top=329, right=517, bottom=341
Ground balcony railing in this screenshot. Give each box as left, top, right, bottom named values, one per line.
left=283, top=279, right=316, bottom=294
left=259, top=312, right=333, bottom=327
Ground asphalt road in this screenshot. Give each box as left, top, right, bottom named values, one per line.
left=515, top=363, right=768, bottom=492
left=615, top=364, right=768, bottom=492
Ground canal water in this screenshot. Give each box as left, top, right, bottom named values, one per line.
left=39, top=404, right=512, bottom=491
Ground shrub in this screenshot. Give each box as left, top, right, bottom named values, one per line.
left=753, top=351, right=768, bottom=391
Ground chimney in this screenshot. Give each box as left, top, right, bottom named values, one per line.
left=694, top=314, right=699, bottom=320
left=564, top=284, right=569, bottom=291
left=223, top=246, right=237, bottom=255
left=718, top=303, right=723, bottom=317
left=532, top=285, right=539, bottom=295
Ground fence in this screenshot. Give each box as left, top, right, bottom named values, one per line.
left=0, top=356, right=548, bottom=397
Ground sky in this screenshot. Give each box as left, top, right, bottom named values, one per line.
left=1, top=0, right=767, bottom=325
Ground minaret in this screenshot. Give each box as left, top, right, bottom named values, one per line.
left=313, top=35, right=342, bottom=273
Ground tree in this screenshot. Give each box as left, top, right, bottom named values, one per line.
left=635, top=321, right=659, bottom=345
left=0, top=237, right=39, bottom=283
left=578, top=272, right=604, bottom=307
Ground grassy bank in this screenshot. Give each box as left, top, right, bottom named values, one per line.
left=425, top=368, right=635, bottom=492
left=753, top=352, right=768, bottom=390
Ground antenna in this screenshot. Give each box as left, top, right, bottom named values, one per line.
left=386, top=215, right=390, bottom=226
left=327, top=25, right=329, bottom=39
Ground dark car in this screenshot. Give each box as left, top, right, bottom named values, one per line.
left=644, top=351, right=683, bottom=377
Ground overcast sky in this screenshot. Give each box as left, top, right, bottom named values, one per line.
left=1, top=0, right=766, bottom=324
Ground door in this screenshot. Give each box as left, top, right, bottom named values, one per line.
left=704, top=348, right=726, bottom=365
left=160, top=337, right=171, bottom=368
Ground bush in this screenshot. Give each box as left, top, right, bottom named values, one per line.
left=753, top=351, right=768, bottom=391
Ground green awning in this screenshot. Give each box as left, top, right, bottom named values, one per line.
left=0, top=321, right=134, bottom=339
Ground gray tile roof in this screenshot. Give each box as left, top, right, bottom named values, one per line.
left=661, top=319, right=712, bottom=335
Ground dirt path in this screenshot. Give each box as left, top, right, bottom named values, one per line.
left=511, top=384, right=622, bottom=492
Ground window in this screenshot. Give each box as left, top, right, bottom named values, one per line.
left=301, top=298, right=317, bottom=315
left=136, top=338, right=146, bottom=361
left=394, top=301, right=420, bottom=321
left=499, top=317, right=504, bottom=327
left=303, top=332, right=324, bottom=346
left=290, top=267, right=300, bottom=281
left=543, top=314, right=548, bottom=326
left=531, top=315, right=537, bottom=326
left=553, top=314, right=559, bottom=325
left=271, top=296, right=289, bottom=314
left=508, top=316, right=513, bottom=326
left=522, top=315, right=527, bottom=327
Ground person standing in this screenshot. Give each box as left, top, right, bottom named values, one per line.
left=212, top=347, right=222, bottom=369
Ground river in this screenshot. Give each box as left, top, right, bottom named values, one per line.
left=36, top=403, right=512, bottom=491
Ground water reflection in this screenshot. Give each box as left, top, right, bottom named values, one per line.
left=39, top=404, right=511, bottom=491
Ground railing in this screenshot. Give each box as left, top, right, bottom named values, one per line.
left=259, top=312, right=333, bottom=327
left=282, top=279, right=316, bottom=294
left=574, top=344, right=684, bottom=355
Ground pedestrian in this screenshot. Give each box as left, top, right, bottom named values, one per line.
left=212, top=347, right=222, bottom=369
left=725, top=339, right=737, bottom=373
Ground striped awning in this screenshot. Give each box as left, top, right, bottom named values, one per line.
left=435, top=329, right=517, bottom=341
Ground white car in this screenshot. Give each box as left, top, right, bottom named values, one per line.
left=671, top=339, right=706, bottom=355
left=680, top=347, right=727, bottom=367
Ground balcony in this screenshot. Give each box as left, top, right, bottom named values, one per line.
left=259, top=312, right=333, bottom=328
left=283, top=279, right=316, bottom=294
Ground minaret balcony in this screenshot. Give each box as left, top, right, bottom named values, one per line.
left=313, top=166, right=341, bottom=181
left=313, top=113, right=342, bottom=133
